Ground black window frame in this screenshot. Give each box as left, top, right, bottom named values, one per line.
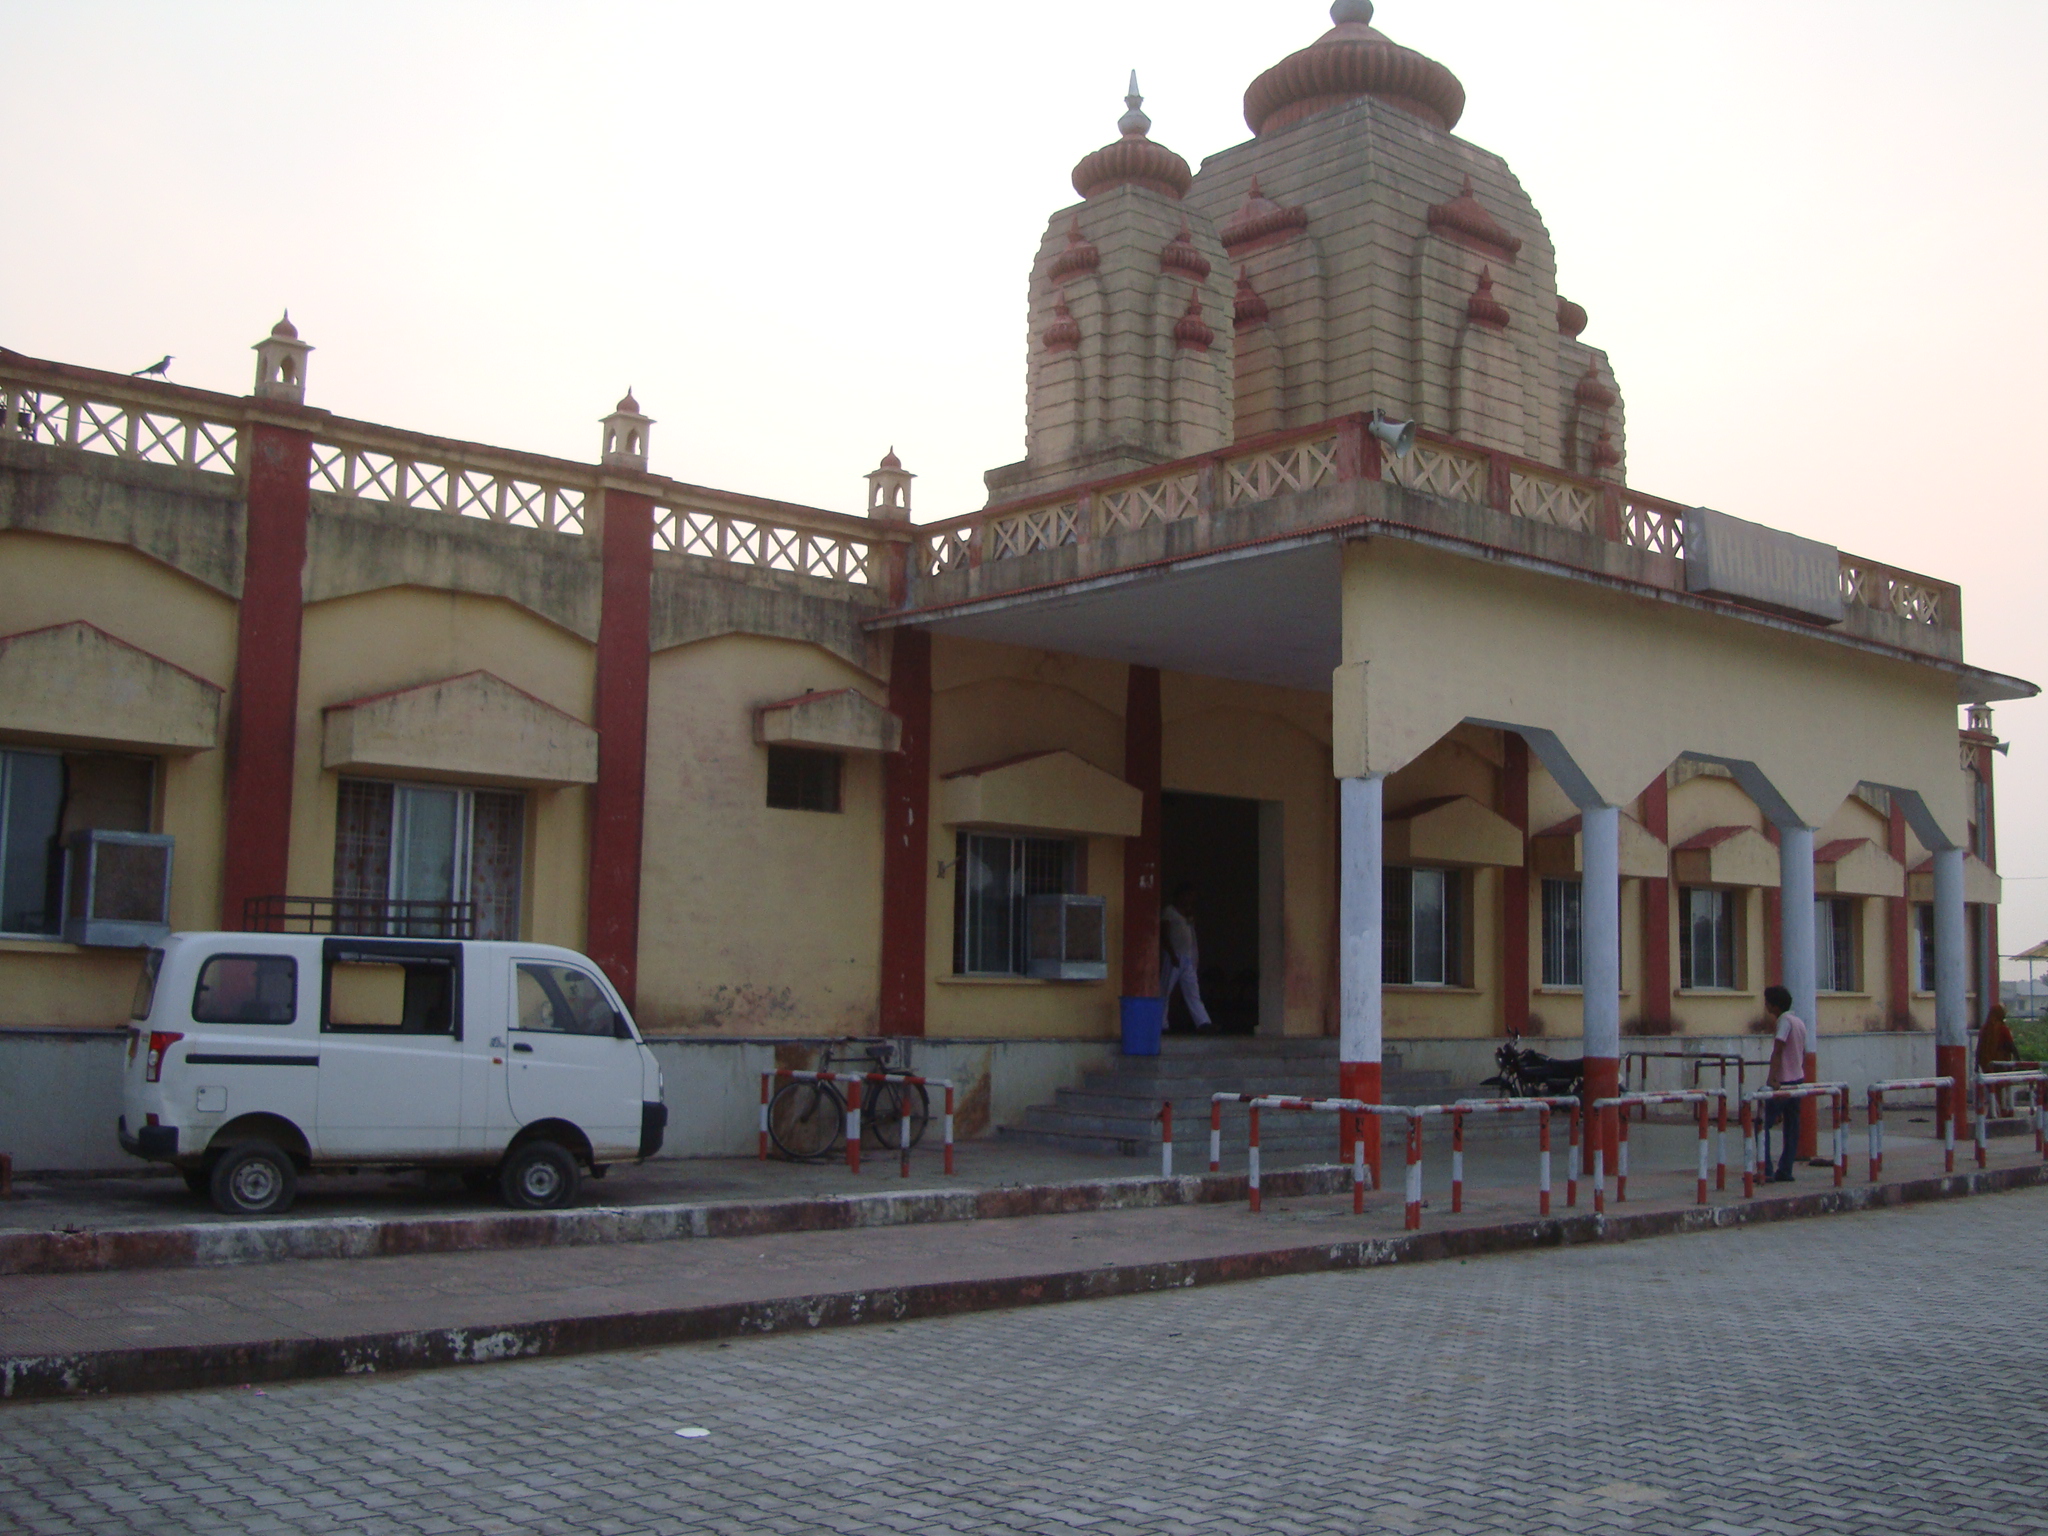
left=1383, top=866, right=1466, bottom=988
left=1540, top=877, right=1583, bottom=989
left=765, top=746, right=843, bottom=813
left=1678, top=885, right=1739, bottom=991
left=320, top=938, right=464, bottom=1038
left=952, top=832, right=1079, bottom=976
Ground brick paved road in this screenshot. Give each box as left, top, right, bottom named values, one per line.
left=4, top=1189, right=2045, bottom=1536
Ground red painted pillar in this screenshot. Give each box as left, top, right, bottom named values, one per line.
left=1639, top=773, right=1671, bottom=1028
left=1121, top=665, right=1163, bottom=998
left=1887, top=800, right=1912, bottom=1030
left=1500, top=735, right=1530, bottom=1038
left=220, top=418, right=312, bottom=930
left=586, top=488, right=654, bottom=1009
left=879, top=628, right=932, bottom=1036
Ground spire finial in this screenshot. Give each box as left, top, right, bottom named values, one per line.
left=1331, top=0, right=1374, bottom=24
left=1118, top=71, right=1151, bottom=137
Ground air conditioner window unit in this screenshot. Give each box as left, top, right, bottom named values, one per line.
left=1026, top=893, right=1107, bottom=981
left=63, top=830, right=174, bottom=947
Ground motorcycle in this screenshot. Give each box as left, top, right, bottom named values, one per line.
left=1481, top=1027, right=1585, bottom=1099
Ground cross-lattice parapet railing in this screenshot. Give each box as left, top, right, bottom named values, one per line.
left=1839, top=556, right=1954, bottom=629
left=1, top=380, right=240, bottom=475
left=1221, top=432, right=1341, bottom=506
left=654, top=497, right=875, bottom=584
left=311, top=435, right=591, bottom=536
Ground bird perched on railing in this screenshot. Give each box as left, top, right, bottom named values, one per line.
left=132, top=355, right=172, bottom=379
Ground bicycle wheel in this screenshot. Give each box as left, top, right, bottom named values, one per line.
left=768, top=1080, right=844, bottom=1161
left=864, top=1080, right=931, bottom=1151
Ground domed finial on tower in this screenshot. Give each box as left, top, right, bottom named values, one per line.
left=866, top=448, right=915, bottom=520
left=601, top=389, right=653, bottom=471
left=1072, top=72, right=1193, bottom=200
left=1331, top=0, right=1374, bottom=24
left=252, top=310, right=312, bottom=403
left=1118, top=71, right=1151, bottom=137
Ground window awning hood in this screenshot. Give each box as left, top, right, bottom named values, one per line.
left=0, top=622, right=221, bottom=753
left=323, top=671, right=598, bottom=788
left=1531, top=812, right=1668, bottom=881
left=1387, top=796, right=1524, bottom=869
left=753, top=689, right=901, bottom=754
left=1908, top=853, right=2001, bottom=906
left=1814, top=837, right=1905, bottom=899
left=938, top=750, right=1142, bottom=838
left=1671, top=825, right=1779, bottom=888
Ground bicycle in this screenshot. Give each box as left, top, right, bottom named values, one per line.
left=766, top=1038, right=932, bottom=1162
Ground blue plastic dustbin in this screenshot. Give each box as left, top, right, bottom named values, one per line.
left=1120, top=994, right=1165, bottom=1056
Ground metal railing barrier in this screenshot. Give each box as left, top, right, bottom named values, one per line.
left=759, top=1069, right=956, bottom=1177
left=1589, top=1092, right=1720, bottom=1212
left=1866, top=1076, right=1957, bottom=1180
left=1740, top=1084, right=1849, bottom=1197
left=1242, top=1097, right=1378, bottom=1215
left=1974, top=1071, right=2048, bottom=1168
left=1448, top=1098, right=1578, bottom=1216
left=1620, top=1050, right=1749, bottom=1119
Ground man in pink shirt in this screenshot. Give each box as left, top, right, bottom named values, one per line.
left=1762, top=984, right=1808, bottom=1183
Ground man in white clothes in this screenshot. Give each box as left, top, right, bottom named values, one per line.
left=1160, top=881, right=1214, bottom=1031
left=1761, top=983, right=1808, bottom=1183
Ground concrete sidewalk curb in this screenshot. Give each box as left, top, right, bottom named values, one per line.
left=0, top=1166, right=1360, bottom=1277
left=6, top=1163, right=2042, bottom=1403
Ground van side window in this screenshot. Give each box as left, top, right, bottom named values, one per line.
left=192, top=956, right=297, bottom=1025
left=515, top=964, right=623, bottom=1038
left=322, top=941, right=461, bottom=1037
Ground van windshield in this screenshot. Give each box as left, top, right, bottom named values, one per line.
left=130, top=948, right=163, bottom=1021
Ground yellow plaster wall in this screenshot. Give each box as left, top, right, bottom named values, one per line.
left=0, top=532, right=237, bottom=1025
left=1338, top=539, right=1969, bottom=839
left=1668, top=771, right=1766, bottom=843
left=640, top=634, right=883, bottom=1036
left=926, top=637, right=1131, bottom=1038
left=291, top=586, right=595, bottom=949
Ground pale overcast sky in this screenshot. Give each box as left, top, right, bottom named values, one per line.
left=7, top=0, right=2048, bottom=973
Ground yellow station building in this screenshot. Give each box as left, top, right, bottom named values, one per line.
left=0, top=2, right=2030, bottom=1166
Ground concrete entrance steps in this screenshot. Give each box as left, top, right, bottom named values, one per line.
left=997, top=1035, right=1511, bottom=1159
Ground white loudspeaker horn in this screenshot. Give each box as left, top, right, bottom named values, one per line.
left=1368, top=411, right=1416, bottom=458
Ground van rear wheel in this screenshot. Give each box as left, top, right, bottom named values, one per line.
left=500, top=1141, right=580, bottom=1210
left=209, top=1143, right=298, bottom=1217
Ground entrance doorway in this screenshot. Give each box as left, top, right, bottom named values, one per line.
left=1160, top=791, right=1283, bottom=1035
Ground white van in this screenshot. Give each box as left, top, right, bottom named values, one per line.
left=119, top=932, right=666, bottom=1216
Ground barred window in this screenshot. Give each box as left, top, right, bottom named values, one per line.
left=765, top=747, right=842, bottom=813
left=1383, top=867, right=1465, bottom=987
left=1540, top=878, right=1582, bottom=988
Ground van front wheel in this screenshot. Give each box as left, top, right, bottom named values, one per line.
left=500, top=1141, right=580, bottom=1210
left=209, top=1143, right=298, bottom=1217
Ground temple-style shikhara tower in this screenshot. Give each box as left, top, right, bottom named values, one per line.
left=988, top=0, right=1626, bottom=503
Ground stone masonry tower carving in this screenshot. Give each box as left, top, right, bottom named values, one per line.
left=990, top=1, right=1627, bottom=501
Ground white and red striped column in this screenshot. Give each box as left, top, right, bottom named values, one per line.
left=1582, top=803, right=1622, bottom=1171
left=1340, top=773, right=1386, bottom=1187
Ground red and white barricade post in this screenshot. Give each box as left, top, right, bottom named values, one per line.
left=1973, top=1070, right=2048, bottom=1168
left=1157, top=1100, right=1174, bottom=1178
left=1588, top=1092, right=1718, bottom=1211
left=1242, top=1096, right=1379, bottom=1215
left=759, top=1069, right=956, bottom=1176
left=1448, top=1098, right=1579, bottom=1216
left=1866, top=1076, right=1957, bottom=1181
left=1739, top=1083, right=1848, bottom=1196
left=1209, top=1092, right=1262, bottom=1174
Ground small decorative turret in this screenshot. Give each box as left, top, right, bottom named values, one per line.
left=1557, top=296, right=1589, bottom=338
left=1160, top=217, right=1213, bottom=281
left=1048, top=216, right=1101, bottom=283
left=1174, top=292, right=1216, bottom=352
left=866, top=448, right=914, bottom=520
left=1590, top=430, right=1621, bottom=470
left=1466, top=269, right=1511, bottom=330
left=1575, top=358, right=1617, bottom=410
left=1041, top=295, right=1082, bottom=353
left=251, top=312, right=312, bottom=404
left=601, top=389, right=653, bottom=472
left=1233, top=271, right=1270, bottom=329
